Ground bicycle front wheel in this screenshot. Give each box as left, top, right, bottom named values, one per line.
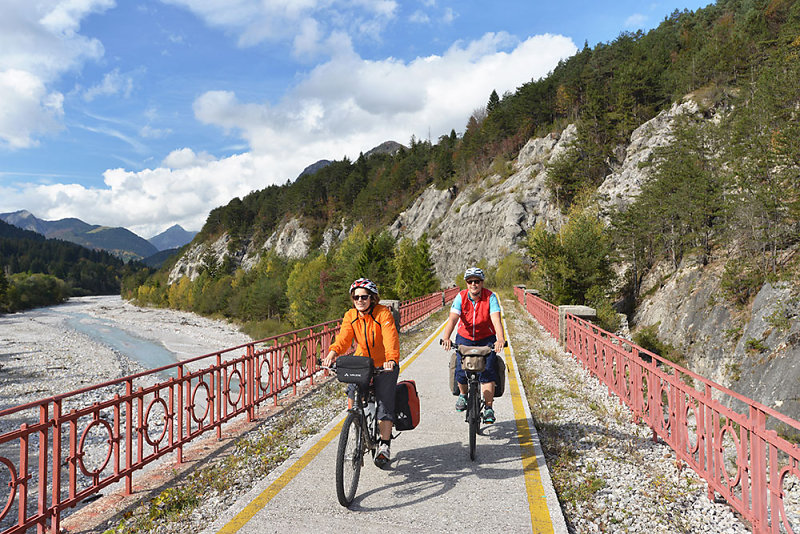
left=468, top=383, right=480, bottom=461
left=336, top=411, right=363, bottom=507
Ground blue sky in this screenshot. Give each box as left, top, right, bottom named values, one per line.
left=0, top=0, right=711, bottom=238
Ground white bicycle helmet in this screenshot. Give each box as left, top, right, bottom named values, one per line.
left=350, top=278, right=379, bottom=295
left=464, top=267, right=485, bottom=281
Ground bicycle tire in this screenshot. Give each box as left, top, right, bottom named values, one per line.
left=335, top=411, right=363, bottom=506
left=468, top=381, right=480, bottom=461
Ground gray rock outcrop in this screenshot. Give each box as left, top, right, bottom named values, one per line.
left=390, top=126, right=573, bottom=284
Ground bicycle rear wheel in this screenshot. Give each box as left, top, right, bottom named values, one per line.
left=468, top=381, right=480, bottom=461
left=336, top=411, right=363, bottom=506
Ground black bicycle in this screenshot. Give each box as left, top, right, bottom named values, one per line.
left=326, top=356, right=384, bottom=507
left=442, top=340, right=505, bottom=460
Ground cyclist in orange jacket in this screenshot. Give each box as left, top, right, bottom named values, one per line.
left=441, top=267, right=505, bottom=424
left=323, top=278, right=400, bottom=467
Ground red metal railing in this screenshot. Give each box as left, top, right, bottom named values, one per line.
left=514, top=287, right=558, bottom=338
left=0, top=289, right=457, bottom=534
left=515, top=287, right=800, bottom=534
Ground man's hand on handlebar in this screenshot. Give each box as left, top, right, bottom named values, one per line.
left=494, top=338, right=506, bottom=353
left=383, top=360, right=397, bottom=370
left=440, top=338, right=452, bottom=351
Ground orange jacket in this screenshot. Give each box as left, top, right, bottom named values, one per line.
left=330, top=304, right=400, bottom=367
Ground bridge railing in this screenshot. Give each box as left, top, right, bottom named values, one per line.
left=515, top=287, right=800, bottom=534
left=0, top=288, right=458, bottom=534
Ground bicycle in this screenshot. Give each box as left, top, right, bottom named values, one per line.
left=441, top=340, right=505, bottom=461
left=325, top=357, right=386, bottom=507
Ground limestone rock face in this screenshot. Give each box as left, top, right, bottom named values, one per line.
left=597, top=100, right=701, bottom=217
left=391, top=125, right=574, bottom=284
left=262, top=218, right=310, bottom=259
left=633, top=256, right=800, bottom=423
left=168, top=234, right=231, bottom=284
left=321, top=220, right=348, bottom=253
left=168, top=217, right=311, bottom=283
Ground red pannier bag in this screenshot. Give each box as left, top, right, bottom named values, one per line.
left=394, top=379, right=420, bottom=431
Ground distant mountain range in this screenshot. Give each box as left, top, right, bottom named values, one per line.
left=0, top=210, right=196, bottom=262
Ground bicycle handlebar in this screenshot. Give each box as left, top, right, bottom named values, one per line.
left=319, top=360, right=393, bottom=374
left=439, top=339, right=508, bottom=349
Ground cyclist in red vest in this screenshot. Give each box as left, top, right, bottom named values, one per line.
left=441, top=267, right=505, bottom=423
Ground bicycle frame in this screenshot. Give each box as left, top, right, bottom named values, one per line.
left=348, top=382, right=380, bottom=458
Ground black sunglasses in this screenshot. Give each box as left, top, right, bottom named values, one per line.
left=466, top=279, right=483, bottom=285
left=352, top=294, right=371, bottom=301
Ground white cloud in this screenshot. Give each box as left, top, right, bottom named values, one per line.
left=39, top=0, right=116, bottom=35
left=0, top=69, right=64, bottom=148
left=162, top=148, right=215, bottom=169
left=0, top=154, right=261, bottom=236
left=139, top=125, right=172, bottom=139
left=162, top=0, right=397, bottom=56
left=625, top=14, right=648, bottom=28
left=442, top=7, right=456, bottom=24
left=0, top=0, right=113, bottom=149
left=83, top=68, right=134, bottom=101
left=192, top=31, right=577, bottom=185
left=409, top=10, right=430, bottom=24
left=293, top=18, right=323, bottom=58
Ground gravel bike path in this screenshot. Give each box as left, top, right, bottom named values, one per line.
left=202, top=312, right=567, bottom=534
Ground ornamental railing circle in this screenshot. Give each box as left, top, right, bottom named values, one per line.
left=717, top=424, right=743, bottom=489
left=77, top=419, right=114, bottom=477
left=226, top=368, right=244, bottom=407
left=190, top=380, right=212, bottom=423
left=143, top=397, right=169, bottom=447
left=0, top=457, right=18, bottom=523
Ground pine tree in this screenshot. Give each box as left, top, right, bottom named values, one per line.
left=487, top=90, right=500, bottom=114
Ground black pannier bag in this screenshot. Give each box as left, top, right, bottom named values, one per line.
left=494, top=355, right=506, bottom=398
left=335, top=355, right=373, bottom=387
left=448, top=352, right=459, bottom=395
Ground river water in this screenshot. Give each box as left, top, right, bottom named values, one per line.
left=63, top=309, right=179, bottom=375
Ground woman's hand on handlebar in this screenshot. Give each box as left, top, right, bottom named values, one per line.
left=383, top=360, right=397, bottom=371
left=322, top=350, right=336, bottom=368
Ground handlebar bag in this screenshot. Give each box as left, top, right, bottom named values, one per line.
left=394, top=380, right=420, bottom=431
left=335, top=355, right=373, bottom=387
left=458, top=344, right=491, bottom=372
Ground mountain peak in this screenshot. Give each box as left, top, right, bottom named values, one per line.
left=149, top=224, right=197, bottom=251
left=365, top=141, right=404, bottom=158
left=298, top=159, right=332, bottom=178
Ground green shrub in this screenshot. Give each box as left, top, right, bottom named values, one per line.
left=745, top=337, right=768, bottom=353
left=721, top=258, right=764, bottom=307
left=632, top=324, right=684, bottom=366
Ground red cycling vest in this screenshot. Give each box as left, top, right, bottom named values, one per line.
left=456, top=288, right=496, bottom=341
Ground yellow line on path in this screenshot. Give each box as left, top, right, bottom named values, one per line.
left=503, top=338, right=555, bottom=533
left=216, top=321, right=449, bottom=533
